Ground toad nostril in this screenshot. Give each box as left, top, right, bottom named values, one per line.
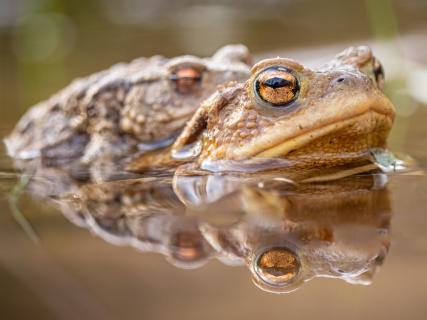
left=331, top=76, right=350, bottom=87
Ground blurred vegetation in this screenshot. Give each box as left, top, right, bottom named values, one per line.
left=365, top=0, right=399, bottom=40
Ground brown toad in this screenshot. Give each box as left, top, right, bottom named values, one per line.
left=130, top=46, right=395, bottom=174
left=5, top=45, right=251, bottom=180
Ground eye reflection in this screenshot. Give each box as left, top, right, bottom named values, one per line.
left=254, top=66, right=300, bottom=107
left=170, top=231, right=207, bottom=262
left=254, top=247, right=300, bottom=286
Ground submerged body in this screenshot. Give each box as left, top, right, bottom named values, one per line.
left=44, top=172, right=391, bottom=293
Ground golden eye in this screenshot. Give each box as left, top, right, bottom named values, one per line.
left=254, top=247, right=300, bottom=286
left=373, top=57, right=384, bottom=90
left=254, top=66, right=299, bottom=107
left=170, top=67, right=203, bottom=94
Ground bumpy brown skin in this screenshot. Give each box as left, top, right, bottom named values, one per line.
left=168, top=46, right=395, bottom=171
left=5, top=45, right=251, bottom=180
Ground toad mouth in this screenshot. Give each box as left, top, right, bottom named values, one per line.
left=253, top=110, right=392, bottom=159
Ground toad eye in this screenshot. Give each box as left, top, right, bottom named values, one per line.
left=254, top=66, right=300, bottom=107
left=373, top=57, right=384, bottom=90
left=170, top=67, right=203, bottom=94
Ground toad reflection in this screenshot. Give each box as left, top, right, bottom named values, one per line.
left=26, top=171, right=391, bottom=294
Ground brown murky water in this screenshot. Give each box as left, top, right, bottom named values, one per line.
left=1, top=1, right=427, bottom=319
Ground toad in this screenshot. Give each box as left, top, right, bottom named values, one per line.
left=129, top=46, right=395, bottom=176
left=5, top=44, right=251, bottom=180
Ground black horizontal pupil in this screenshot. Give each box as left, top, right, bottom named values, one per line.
left=170, top=75, right=202, bottom=82
left=263, top=77, right=292, bottom=89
